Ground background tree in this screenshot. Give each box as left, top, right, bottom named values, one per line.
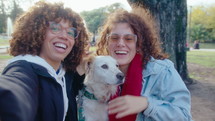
left=128, top=0, right=192, bottom=83
left=80, top=7, right=107, bottom=35
left=0, top=0, right=24, bottom=34
left=80, top=3, right=124, bottom=41
left=189, top=5, right=215, bottom=43
left=0, top=0, right=7, bottom=33
left=10, top=0, right=24, bottom=22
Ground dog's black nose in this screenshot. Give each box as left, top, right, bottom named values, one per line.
left=116, top=73, right=124, bottom=80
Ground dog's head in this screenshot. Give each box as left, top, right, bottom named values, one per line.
left=84, top=56, right=124, bottom=85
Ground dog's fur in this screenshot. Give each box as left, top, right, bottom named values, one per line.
left=78, top=56, right=124, bottom=121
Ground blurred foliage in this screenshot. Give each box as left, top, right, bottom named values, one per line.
left=80, top=3, right=124, bottom=36
left=189, top=4, right=215, bottom=43
left=0, top=0, right=24, bottom=33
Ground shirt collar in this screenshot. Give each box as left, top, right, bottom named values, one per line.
left=143, top=57, right=157, bottom=77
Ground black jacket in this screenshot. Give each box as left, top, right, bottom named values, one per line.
left=0, top=60, right=84, bottom=121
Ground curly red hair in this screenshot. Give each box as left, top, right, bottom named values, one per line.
left=9, top=1, right=89, bottom=70
left=96, top=8, right=168, bottom=69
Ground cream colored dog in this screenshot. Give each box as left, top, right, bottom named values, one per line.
left=78, top=56, right=124, bottom=121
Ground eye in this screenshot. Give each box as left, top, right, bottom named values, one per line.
left=109, top=35, right=120, bottom=42
left=116, top=64, right=119, bottom=68
left=124, top=35, right=135, bottom=43
left=67, top=31, right=75, bottom=38
left=101, top=64, right=108, bottom=69
left=49, top=22, right=60, bottom=31
left=50, top=26, right=60, bottom=32
left=67, top=27, right=77, bottom=38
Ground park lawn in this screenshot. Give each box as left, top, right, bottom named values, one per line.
left=200, top=43, right=215, bottom=49
left=187, top=51, right=215, bottom=68
left=0, top=54, right=12, bottom=59
left=0, top=39, right=9, bottom=46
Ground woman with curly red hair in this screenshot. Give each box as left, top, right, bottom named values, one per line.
left=0, top=1, right=88, bottom=121
left=96, top=8, right=193, bottom=121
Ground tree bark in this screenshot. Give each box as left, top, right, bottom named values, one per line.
left=128, top=0, right=193, bottom=84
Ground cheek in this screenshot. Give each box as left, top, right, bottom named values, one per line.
left=129, top=44, right=137, bottom=52
left=70, top=39, right=75, bottom=46
left=107, top=43, right=115, bottom=52
left=44, top=31, right=56, bottom=42
left=70, top=40, right=75, bottom=50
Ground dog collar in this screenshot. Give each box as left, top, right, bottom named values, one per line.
left=78, top=87, right=98, bottom=121
left=82, top=86, right=98, bottom=100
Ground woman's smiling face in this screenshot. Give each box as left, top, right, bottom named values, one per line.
left=39, top=19, right=75, bottom=70
left=107, top=23, right=137, bottom=72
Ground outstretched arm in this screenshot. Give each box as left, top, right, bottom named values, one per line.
left=0, top=62, right=39, bottom=121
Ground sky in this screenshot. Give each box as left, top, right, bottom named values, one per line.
left=21, top=0, right=215, bottom=13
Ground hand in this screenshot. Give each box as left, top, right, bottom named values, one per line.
left=76, top=50, right=94, bottom=75
left=108, top=95, right=148, bottom=119
left=76, top=40, right=94, bottom=75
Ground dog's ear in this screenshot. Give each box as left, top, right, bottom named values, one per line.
left=76, top=54, right=95, bottom=75
left=85, top=55, right=95, bottom=74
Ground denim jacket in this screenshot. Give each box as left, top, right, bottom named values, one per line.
left=136, top=57, right=193, bottom=121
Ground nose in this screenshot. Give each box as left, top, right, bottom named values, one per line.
left=59, top=30, right=68, bottom=40
left=116, top=72, right=124, bottom=80
left=117, top=37, right=125, bottom=46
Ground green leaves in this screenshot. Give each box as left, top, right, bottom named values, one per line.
left=189, top=4, right=215, bottom=42
left=80, top=3, right=124, bottom=35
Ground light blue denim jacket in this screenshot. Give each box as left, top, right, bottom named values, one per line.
left=136, top=57, right=193, bottom=121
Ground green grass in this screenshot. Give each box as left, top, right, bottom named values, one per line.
left=0, top=38, right=9, bottom=46
left=189, top=73, right=202, bottom=80
left=200, top=43, right=215, bottom=49
left=187, top=51, right=215, bottom=68
left=0, top=54, right=12, bottom=59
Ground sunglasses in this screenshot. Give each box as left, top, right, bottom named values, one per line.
left=107, top=33, right=137, bottom=44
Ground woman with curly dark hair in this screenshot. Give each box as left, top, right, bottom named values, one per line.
left=0, top=1, right=88, bottom=121
left=96, top=8, right=193, bottom=121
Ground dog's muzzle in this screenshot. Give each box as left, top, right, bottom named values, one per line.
left=116, top=72, right=124, bottom=84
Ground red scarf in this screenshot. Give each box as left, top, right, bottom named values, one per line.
left=109, top=53, right=143, bottom=121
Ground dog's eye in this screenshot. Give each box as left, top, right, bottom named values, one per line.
left=116, top=64, right=119, bottom=68
left=101, top=64, right=108, bottom=69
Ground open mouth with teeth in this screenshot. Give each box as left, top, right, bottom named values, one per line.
left=54, top=43, right=67, bottom=50
left=115, top=50, right=128, bottom=55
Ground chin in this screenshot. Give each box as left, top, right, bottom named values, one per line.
left=118, top=60, right=129, bottom=66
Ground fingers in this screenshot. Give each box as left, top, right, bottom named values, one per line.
left=108, top=98, right=127, bottom=114
left=109, top=97, right=129, bottom=119
left=108, top=97, right=124, bottom=109
left=85, top=51, right=94, bottom=56
left=115, top=109, right=131, bottom=119
left=108, top=95, right=148, bottom=119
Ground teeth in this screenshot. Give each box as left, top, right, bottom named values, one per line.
left=55, top=43, right=67, bottom=49
left=115, top=51, right=127, bottom=54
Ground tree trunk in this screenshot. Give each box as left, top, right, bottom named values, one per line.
left=128, top=0, right=193, bottom=84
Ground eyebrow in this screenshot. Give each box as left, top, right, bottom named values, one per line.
left=110, top=33, right=135, bottom=35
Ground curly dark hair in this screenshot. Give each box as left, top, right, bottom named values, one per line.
left=96, top=8, right=168, bottom=69
left=9, top=1, right=89, bottom=70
